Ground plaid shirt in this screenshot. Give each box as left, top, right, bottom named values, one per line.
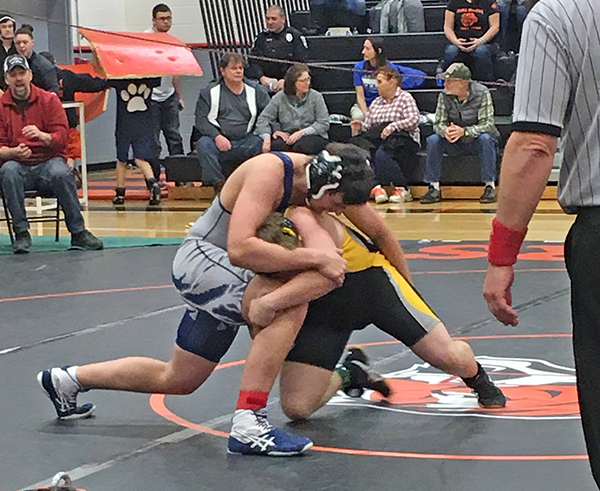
left=433, top=88, right=496, bottom=138
left=362, top=88, right=421, bottom=144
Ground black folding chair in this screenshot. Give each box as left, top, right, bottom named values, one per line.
left=1, top=190, right=63, bottom=244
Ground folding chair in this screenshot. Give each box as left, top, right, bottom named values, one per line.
left=0, top=190, right=63, bottom=244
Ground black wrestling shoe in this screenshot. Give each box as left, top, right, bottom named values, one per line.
left=341, top=347, right=391, bottom=398
left=463, top=363, right=506, bottom=408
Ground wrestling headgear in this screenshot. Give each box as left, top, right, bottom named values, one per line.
left=306, top=150, right=344, bottom=200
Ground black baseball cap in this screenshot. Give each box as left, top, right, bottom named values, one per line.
left=3, top=54, right=30, bottom=73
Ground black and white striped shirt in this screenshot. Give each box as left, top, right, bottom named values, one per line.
left=512, top=0, right=600, bottom=212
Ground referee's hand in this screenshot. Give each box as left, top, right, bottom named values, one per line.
left=483, top=264, right=519, bottom=326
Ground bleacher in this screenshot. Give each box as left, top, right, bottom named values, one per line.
left=291, top=0, right=515, bottom=186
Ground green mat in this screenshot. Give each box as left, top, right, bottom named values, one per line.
left=0, top=234, right=183, bottom=254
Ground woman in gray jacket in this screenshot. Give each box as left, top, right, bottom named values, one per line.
left=256, top=63, right=330, bottom=154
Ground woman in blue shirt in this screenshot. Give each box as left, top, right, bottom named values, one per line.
left=352, top=37, right=426, bottom=123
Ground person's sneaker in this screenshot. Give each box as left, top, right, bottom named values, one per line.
left=340, top=347, right=391, bottom=398
left=420, top=185, right=442, bottom=204
left=389, top=187, right=413, bottom=203
left=480, top=185, right=497, bottom=203
left=112, top=195, right=125, bottom=205
left=71, top=230, right=104, bottom=250
left=463, top=364, right=507, bottom=408
left=371, top=185, right=389, bottom=204
left=149, top=182, right=162, bottom=206
left=37, top=366, right=95, bottom=420
left=228, top=408, right=313, bottom=456
left=13, top=230, right=32, bottom=254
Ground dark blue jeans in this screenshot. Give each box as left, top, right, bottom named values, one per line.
left=371, top=137, right=419, bottom=187
left=0, top=158, right=85, bottom=235
left=150, top=92, right=185, bottom=179
left=196, top=134, right=263, bottom=184
left=424, top=133, right=498, bottom=184
left=498, top=1, right=528, bottom=52
left=443, top=43, right=495, bottom=82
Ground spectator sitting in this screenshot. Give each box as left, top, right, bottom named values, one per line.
left=379, top=0, right=425, bottom=33
left=420, top=63, right=499, bottom=205
left=497, top=0, right=529, bottom=53
left=13, top=24, right=58, bottom=93
left=442, top=0, right=500, bottom=82
left=308, top=0, right=368, bottom=34
left=0, top=55, right=103, bottom=254
left=255, top=63, right=330, bottom=155
left=39, top=51, right=108, bottom=185
left=350, top=66, right=420, bottom=204
left=246, top=5, right=309, bottom=94
left=0, top=13, right=17, bottom=93
left=195, top=52, right=269, bottom=190
left=352, top=37, right=426, bottom=127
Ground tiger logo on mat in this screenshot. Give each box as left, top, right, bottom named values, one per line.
left=328, top=356, right=578, bottom=420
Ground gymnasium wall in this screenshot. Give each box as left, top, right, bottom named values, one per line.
left=3, top=0, right=70, bottom=63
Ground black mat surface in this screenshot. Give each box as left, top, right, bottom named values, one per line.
left=0, top=243, right=593, bottom=491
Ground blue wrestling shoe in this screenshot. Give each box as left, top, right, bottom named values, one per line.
left=37, top=366, right=95, bottom=420
left=227, top=408, right=313, bottom=456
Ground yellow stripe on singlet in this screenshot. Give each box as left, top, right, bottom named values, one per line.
left=341, top=227, right=438, bottom=320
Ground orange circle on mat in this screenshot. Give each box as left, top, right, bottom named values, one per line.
left=150, top=333, right=588, bottom=461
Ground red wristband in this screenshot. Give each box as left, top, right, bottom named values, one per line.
left=488, top=218, right=527, bottom=266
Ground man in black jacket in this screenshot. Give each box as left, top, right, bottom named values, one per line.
left=0, top=13, right=17, bottom=92
left=13, top=25, right=58, bottom=93
left=246, top=5, right=308, bottom=94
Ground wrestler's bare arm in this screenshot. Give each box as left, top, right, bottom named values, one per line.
left=244, top=208, right=343, bottom=327
left=227, top=159, right=344, bottom=283
left=343, top=203, right=413, bottom=284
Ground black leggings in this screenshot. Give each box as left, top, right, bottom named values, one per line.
left=565, top=207, right=600, bottom=487
left=271, top=134, right=329, bottom=155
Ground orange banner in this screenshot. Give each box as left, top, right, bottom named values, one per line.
left=78, top=28, right=203, bottom=79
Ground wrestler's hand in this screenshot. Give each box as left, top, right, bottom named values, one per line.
left=317, top=249, right=347, bottom=286
left=483, top=264, right=519, bottom=326
left=248, top=297, right=277, bottom=328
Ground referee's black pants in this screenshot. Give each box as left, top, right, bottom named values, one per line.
left=565, top=207, right=600, bottom=487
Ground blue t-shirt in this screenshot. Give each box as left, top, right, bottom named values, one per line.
left=353, top=60, right=426, bottom=106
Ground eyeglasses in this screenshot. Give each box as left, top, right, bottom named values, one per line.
left=297, top=76, right=311, bottom=82
left=156, top=16, right=172, bottom=21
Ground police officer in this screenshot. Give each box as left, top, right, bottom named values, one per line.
left=246, top=5, right=308, bottom=93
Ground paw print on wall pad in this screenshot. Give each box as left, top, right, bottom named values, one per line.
left=121, top=83, right=152, bottom=113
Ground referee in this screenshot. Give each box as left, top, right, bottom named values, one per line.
left=483, top=0, right=600, bottom=485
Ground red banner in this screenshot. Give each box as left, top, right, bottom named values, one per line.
left=78, top=28, right=203, bottom=79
